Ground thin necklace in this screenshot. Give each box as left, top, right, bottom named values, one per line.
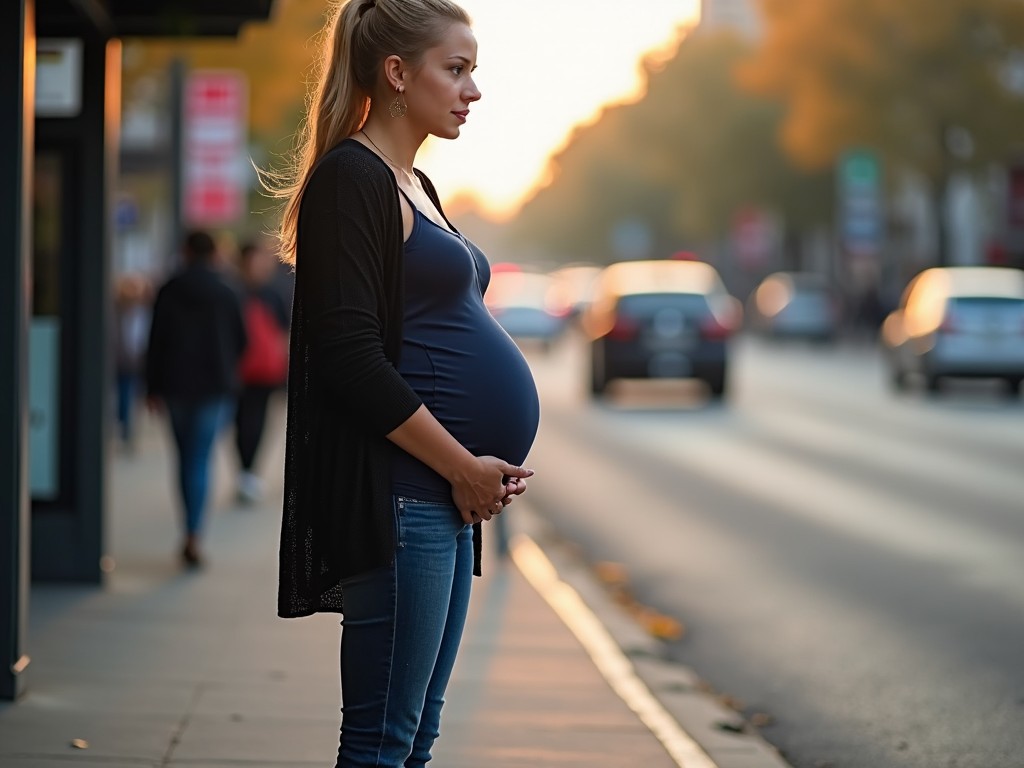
left=360, top=129, right=414, bottom=178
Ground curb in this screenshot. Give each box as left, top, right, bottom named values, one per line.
left=511, top=504, right=793, bottom=768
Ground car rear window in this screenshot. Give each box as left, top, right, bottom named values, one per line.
left=949, top=297, right=1024, bottom=309
left=946, top=296, right=1024, bottom=317
left=946, top=297, right=1024, bottom=333
left=616, top=293, right=711, bottom=316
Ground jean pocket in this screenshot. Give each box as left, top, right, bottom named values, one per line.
left=393, top=495, right=433, bottom=548
left=392, top=496, right=404, bottom=549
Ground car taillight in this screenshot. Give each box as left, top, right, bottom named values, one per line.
left=608, top=314, right=639, bottom=341
left=700, top=316, right=732, bottom=341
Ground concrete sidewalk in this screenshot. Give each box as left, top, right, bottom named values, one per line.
left=0, top=402, right=788, bottom=768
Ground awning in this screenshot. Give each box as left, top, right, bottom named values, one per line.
left=38, top=0, right=276, bottom=38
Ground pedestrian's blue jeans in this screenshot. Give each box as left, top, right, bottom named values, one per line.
left=115, top=372, right=138, bottom=443
left=335, top=496, right=473, bottom=768
left=166, top=398, right=231, bottom=535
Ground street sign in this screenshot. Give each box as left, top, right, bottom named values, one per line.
left=182, top=70, right=248, bottom=226
left=35, top=39, right=82, bottom=117
left=731, top=207, right=775, bottom=269
left=838, top=149, right=883, bottom=257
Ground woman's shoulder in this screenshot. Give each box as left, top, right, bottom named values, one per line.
left=309, top=139, right=391, bottom=188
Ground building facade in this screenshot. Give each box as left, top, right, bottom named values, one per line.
left=2, top=0, right=274, bottom=703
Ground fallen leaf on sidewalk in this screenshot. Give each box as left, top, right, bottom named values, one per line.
left=714, top=720, right=746, bottom=734
left=717, top=693, right=745, bottom=712
left=594, top=561, right=629, bottom=587
left=70, top=739, right=89, bottom=749
left=591, top=560, right=686, bottom=640
left=631, top=605, right=686, bottom=640
left=750, top=712, right=775, bottom=728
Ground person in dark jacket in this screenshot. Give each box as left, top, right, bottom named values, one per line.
left=146, top=230, right=247, bottom=567
left=267, top=1, right=537, bottom=766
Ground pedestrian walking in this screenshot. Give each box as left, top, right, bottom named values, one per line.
left=234, top=240, right=290, bottom=504
left=113, top=273, right=152, bottom=453
left=267, top=1, right=539, bottom=765
left=146, top=230, right=247, bottom=567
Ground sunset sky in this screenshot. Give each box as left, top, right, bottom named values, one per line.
left=413, top=0, right=702, bottom=219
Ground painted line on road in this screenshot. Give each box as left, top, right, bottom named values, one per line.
left=512, top=534, right=719, bottom=768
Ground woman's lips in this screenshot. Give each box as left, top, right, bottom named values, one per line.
left=453, top=110, right=469, bottom=123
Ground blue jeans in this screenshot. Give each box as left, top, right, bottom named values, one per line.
left=166, top=397, right=232, bottom=536
left=336, top=496, right=473, bottom=768
left=115, top=372, right=139, bottom=443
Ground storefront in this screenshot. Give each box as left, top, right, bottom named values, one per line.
left=1, top=0, right=274, bottom=702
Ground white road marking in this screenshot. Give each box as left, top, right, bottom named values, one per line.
left=512, top=535, right=721, bottom=768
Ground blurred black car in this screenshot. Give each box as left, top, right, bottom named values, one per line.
left=881, top=266, right=1024, bottom=395
left=581, top=260, right=741, bottom=398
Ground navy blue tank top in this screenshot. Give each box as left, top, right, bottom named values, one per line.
left=391, top=199, right=540, bottom=502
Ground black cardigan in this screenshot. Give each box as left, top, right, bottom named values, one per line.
left=278, top=140, right=482, bottom=618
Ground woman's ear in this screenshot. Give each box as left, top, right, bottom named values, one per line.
left=383, top=54, right=405, bottom=91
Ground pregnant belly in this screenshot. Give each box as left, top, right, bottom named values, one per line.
left=400, top=319, right=540, bottom=466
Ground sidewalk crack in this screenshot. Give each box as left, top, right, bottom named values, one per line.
left=160, top=682, right=208, bottom=767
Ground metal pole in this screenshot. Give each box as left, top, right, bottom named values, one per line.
left=169, top=56, right=186, bottom=265
left=0, top=0, right=35, bottom=701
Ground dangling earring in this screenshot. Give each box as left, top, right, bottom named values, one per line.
left=389, top=86, right=407, bottom=118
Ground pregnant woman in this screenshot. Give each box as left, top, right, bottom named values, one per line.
left=268, top=1, right=538, bottom=766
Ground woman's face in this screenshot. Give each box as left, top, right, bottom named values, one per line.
left=405, top=22, right=481, bottom=140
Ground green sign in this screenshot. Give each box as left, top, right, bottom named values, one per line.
left=838, top=149, right=883, bottom=256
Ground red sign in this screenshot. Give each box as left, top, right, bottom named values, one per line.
left=731, top=208, right=774, bottom=269
left=182, top=71, right=247, bottom=226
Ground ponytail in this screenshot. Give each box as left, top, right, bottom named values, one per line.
left=262, top=0, right=470, bottom=266
left=262, top=0, right=369, bottom=265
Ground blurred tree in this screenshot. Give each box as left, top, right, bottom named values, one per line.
left=511, top=32, right=831, bottom=265
left=122, top=0, right=330, bottom=227
left=740, top=0, right=1024, bottom=265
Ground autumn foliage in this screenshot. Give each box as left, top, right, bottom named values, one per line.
left=122, top=0, right=330, bottom=150
left=739, top=0, right=1024, bottom=177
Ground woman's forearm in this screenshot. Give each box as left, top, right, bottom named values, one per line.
left=387, top=405, right=531, bottom=524
left=386, top=404, right=477, bottom=485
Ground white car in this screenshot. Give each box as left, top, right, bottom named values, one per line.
left=485, top=271, right=569, bottom=352
left=880, top=266, right=1024, bottom=395
left=747, top=271, right=838, bottom=342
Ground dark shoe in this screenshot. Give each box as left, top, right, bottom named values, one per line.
left=181, top=541, right=203, bottom=568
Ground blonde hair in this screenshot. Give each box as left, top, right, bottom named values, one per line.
left=264, top=0, right=471, bottom=265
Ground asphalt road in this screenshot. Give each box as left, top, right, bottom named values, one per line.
left=520, top=332, right=1024, bottom=768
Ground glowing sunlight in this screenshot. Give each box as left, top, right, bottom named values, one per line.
left=417, top=0, right=701, bottom=220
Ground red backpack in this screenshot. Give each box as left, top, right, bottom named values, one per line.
left=239, top=298, right=288, bottom=386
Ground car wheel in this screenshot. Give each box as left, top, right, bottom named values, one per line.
left=1006, top=377, right=1023, bottom=398
left=590, top=351, right=608, bottom=397
left=891, top=366, right=908, bottom=392
left=706, top=367, right=727, bottom=399
left=925, top=373, right=942, bottom=395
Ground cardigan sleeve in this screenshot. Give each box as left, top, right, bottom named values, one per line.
left=297, top=150, right=422, bottom=435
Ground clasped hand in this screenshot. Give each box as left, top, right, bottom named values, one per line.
left=450, top=456, right=534, bottom=526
